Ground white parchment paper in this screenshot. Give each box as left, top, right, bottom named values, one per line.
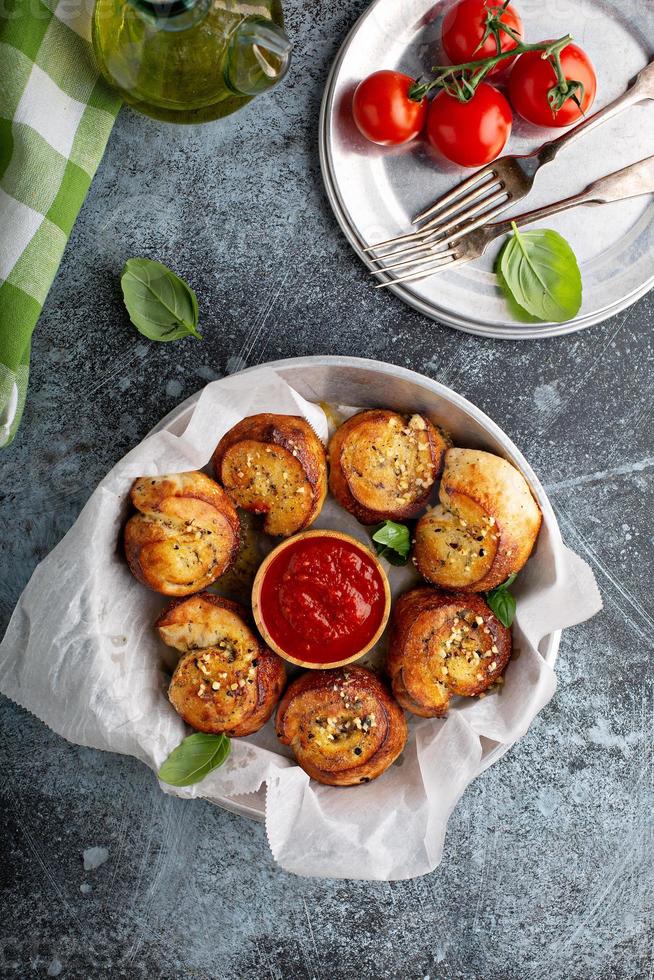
left=0, top=368, right=602, bottom=880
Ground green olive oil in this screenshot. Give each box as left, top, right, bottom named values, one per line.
left=92, top=0, right=289, bottom=123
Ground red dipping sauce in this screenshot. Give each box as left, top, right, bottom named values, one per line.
left=255, top=532, right=389, bottom=667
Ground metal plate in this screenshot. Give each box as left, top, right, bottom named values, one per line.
left=319, top=0, right=654, bottom=338
left=151, top=356, right=562, bottom=822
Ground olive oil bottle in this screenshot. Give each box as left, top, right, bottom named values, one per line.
left=92, top=0, right=291, bottom=123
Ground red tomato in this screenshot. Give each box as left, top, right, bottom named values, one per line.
left=442, top=0, right=523, bottom=75
left=426, top=83, right=512, bottom=167
left=352, top=70, right=427, bottom=146
left=508, top=43, right=597, bottom=127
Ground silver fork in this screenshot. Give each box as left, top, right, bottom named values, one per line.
left=372, top=153, right=654, bottom=286
left=367, top=59, right=654, bottom=264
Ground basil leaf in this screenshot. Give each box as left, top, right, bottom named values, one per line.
left=486, top=588, right=516, bottom=628
left=375, top=545, right=411, bottom=567
left=485, top=573, right=518, bottom=628
left=158, top=732, right=230, bottom=787
left=372, top=520, right=411, bottom=565
left=121, top=257, right=202, bottom=342
left=498, top=224, right=582, bottom=323
left=495, top=264, right=540, bottom=325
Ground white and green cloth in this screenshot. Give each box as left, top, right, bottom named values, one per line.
left=0, top=0, right=121, bottom=447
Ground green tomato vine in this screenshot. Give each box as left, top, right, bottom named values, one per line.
left=409, top=32, right=584, bottom=114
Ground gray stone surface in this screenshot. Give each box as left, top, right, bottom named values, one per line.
left=1, top=0, right=653, bottom=974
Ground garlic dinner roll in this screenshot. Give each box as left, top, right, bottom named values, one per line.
left=387, top=588, right=511, bottom=717
left=413, top=448, right=542, bottom=592
left=125, top=471, right=240, bottom=596
left=212, top=413, right=327, bottom=537
left=276, top=666, right=407, bottom=786
left=158, top=593, right=285, bottom=737
left=328, top=409, right=447, bottom=525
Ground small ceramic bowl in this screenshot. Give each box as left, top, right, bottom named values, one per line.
left=251, top=529, right=391, bottom=669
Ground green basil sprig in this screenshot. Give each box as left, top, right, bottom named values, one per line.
left=158, top=732, right=230, bottom=787
left=121, top=257, right=202, bottom=342
left=485, top=573, right=517, bottom=628
left=498, top=223, right=582, bottom=323
left=372, top=520, right=411, bottom=566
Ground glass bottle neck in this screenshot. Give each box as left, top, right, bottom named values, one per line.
left=129, top=0, right=211, bottom=31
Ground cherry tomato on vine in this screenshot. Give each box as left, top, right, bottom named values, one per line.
left=352, top=70, right=427, bottom=146
left=426, top=83, right=512, bottom=167
left=508, top=42, right=596, bottom=127
left=442, top=0, right=523, bottom=75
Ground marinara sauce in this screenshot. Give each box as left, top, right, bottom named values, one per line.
left=257, top=534, right=388, bottom=665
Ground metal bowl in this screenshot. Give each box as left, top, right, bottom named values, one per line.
left=153, top=356, right=562, bottom=820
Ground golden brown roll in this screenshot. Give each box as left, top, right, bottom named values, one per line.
left=413, top=448, right=542, bottom=592
left=157, top=592, right=286, bottom=737
left=328, top=409, right=447, bottom=525
left=211, top=413, right=327, bottom=537
left=275, top=665, right=407, bottom=786
left=124, top=471, right=240, bottom=596
left=387, top=588, right=511, bottom=717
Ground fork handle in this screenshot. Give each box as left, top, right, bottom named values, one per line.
left=535, top=60, right=654, bottom=167
left=487, top=151, right=654, bottom=242
left=485, top=190, right=593, bottom=243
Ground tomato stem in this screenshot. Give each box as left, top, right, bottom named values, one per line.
left=474, top=0, right=521, bottom=59
left=409, top=33, right=578, bottom=105
left=545, top=44, right=585, bottom=115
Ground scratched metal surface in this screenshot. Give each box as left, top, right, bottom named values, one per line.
left=0, top=0, right=653, bottom=972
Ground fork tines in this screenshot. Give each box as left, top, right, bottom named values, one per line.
left=373, top=250, right=463, bottom=288
left=413, top=164, right=499, bottom=225
left=371, top=195, right=508, bottom=287
left=366, top=162, right=515, bottom=286
left=368, top=187, right=506, bottom=270
left=366, top=164, right=505, bottom=254
left=365, top=162, right=510, bottom=273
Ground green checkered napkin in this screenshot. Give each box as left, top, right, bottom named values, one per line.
left=0, top=0, right=121, bottom=447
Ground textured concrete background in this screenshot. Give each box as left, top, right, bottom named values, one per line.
left=1, top=0, right=653, bottom=974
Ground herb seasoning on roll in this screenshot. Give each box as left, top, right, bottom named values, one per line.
left=276, top=666, right=407, bottom=785
left=252, top=530, right=391, bottom=669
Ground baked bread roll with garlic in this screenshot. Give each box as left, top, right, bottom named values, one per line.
left=328, top=409, right=447, bottom=525
left=211, top=413, right=327, bottom=537
left=158, top=593, right=285, bottom=737
left=124, top=471, right=240, bottom=596
left=413, top=448, right=541, bottom=592
left=386, top=588, right=511, bottom=717
left=275, top=666, right=407, bottom=786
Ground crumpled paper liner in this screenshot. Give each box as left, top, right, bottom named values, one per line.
left=0, top=368, right=602, bottom=880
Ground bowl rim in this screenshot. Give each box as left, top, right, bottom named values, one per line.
left=251, top=529, right=392, bottom=669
